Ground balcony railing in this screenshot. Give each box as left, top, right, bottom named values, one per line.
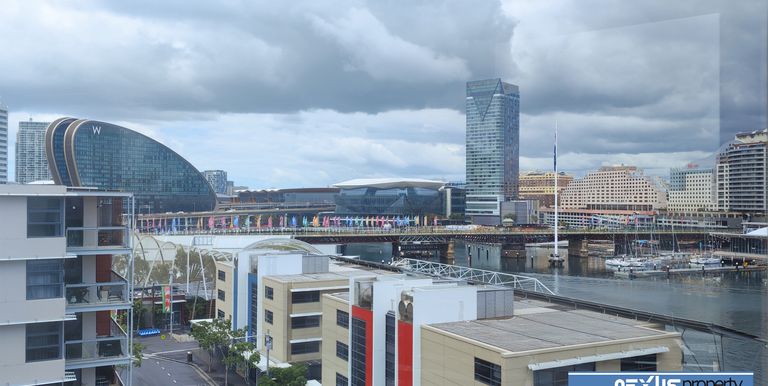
left=65, top=319, right=129, bottom=366
left=65, top=272, right=129, bottom=308
left=66, top=226, right=129, bottom=251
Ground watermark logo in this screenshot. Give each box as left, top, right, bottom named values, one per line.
left=569, top=372, right=753, bottom=386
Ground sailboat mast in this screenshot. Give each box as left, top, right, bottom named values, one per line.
left=554, top=121, right=559, bottom=257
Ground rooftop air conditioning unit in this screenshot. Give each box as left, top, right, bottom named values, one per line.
left=398, top=291, right=414, bottom=323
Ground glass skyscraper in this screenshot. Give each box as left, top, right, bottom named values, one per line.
left=15, top=120, right=52, bottom=184
left=0, top=102, right=7, bottom=183
left=465, top=78, right=520, bottom=224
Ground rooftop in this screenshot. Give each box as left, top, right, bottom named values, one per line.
left=334, top=178, right=445, bottom=190
left=428, top=299, right=675, bottom=355
left=266, top=266, right=392, bottom=284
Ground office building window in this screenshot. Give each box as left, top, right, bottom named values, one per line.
left=385, top=311, right=395, bottom=385
left=217, top=310, right=225, bottom=319
left=350, top=317, right=367, bottom=385
left=218, top=270, right=226, bottom=281
left=621, top=354, right=657, bottom=371
left=290, top=341, right=320, bottom=355
left=291, top=315, right=321, bottom=329
left=291, top=291, right=320, bottom=304
left=533, top=362, right=595, bottom=386
left=265, top=286, right=274, bottom=300
left=26, top=322, right=62, bottom=362
left=336, top=373, right=349, bottom=386
left=337, top=309, right=349, bottom=329
left=27, top=259, right=63, bottom=300
left=27, top=197, right=63, bottom=237
left=265, top=309, right=273, bottom=324
left=217, top=290, right=226, bottom=301
left=336, top=341, right=349, bottom=361
left=474, top=357, right=502, bottom=386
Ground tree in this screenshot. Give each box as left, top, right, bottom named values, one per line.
left=259, top=364, right=307, bottom=386
left=221, top=326, right=259, bottom=386
left=190, top=319, right=228, bottom=372
left=133, top=342, right=144, bottom=367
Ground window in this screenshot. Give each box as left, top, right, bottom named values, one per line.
left=350, top=317, right=367, bottom=385
left=290, top=341, right=320, bottom=355
left=337, top=309, right=349, bottom=329
left=27, top=197, right=63, bottom=237
left=217, top=310, right=225, bottom=319
left=27, top=260, right=63, bottom=300
left=217, top=290, right=226, bottom=302
left=533, top=362, right=595, bottom=386
left=291, top=315, right=321, bottom=329
left=265, top=309, right=273, bottom=324
left=385, top=311, right=395, bottom=385
left=336, top=341, right=349, bottom=361
left=26, top=322, right=62, bottom=362
left=265, top=286, right=274, bottom=300
left=336, top=373, right=349, bottom=386
left=218, top=270, right=226, bottom=281
left=291, top=290, right=320, bottom=304
left=474, top=357, right=502, bottom=386
left=621, top=354, right=657, bottom=371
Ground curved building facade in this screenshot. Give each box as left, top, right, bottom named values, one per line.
left=46, top=118, right=216, bottom=213
left=333, top=178, right=446, bottom=217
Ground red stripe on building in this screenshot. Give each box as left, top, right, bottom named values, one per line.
left=397, top=320, right=413, bottom=386
left=352, top=305, right=374, bottom=386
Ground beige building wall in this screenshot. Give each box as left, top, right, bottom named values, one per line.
left=321, top=293, right=350, bottom=386
left=421, top=325, right=682, bottom=386
left=560, top=166, right=667, bottom=210
left=262, top=275, right=349, bottom=363
left=214, top=261, right=236, bottom=322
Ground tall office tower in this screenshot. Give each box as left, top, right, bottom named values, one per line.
left=0, top=102, right=8, bottom=182
left=465, top=78, right=520, bottom=225
left=715, top=129, right=767, bottom=212
left=0, top=185, right=134, bottom=385
left=203, top=169, right=228, bottom=195
left=15, top=119, right=52, bottom=184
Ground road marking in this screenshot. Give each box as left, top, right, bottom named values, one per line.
left=145, top=347, right=201, bottom=356
left=167, top=373, right=171, bottom=377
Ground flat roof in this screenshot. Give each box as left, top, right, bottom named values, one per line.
left=266, top=268, right=391, bottom=284
left=428, top=300, right=673, bottom=355
left=333, top=178, right=445, bottom=190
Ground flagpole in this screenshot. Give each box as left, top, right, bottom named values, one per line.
left=554, top=121, right=559, bottom=258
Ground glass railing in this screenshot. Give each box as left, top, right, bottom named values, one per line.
left=65, top=272, right=128, bottom=307
left=66, top=226, right=129, bottom=249
left=65, top=321, right=128, bottom=364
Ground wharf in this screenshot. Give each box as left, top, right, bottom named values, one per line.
left=614, top=265, right=766, bottom=278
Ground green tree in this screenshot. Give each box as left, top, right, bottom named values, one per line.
left=259, top=364, right=307, bottom=386
left=133, top=342, right=144, bottom=367
left=221, top=326, right=259, bottom=385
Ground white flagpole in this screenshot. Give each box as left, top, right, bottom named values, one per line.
left=554, top=121, right=559, bottom=258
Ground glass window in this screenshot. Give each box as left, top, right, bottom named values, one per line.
left=290, top=341, right=320, bottom=355
left=265, top=309, right=273, bottom=324
left=621, top=354, right=657, bottom=371
left=217, top=310, right=225, bottom=319
left=217, top=290, right=226, bottom=302
left=27, top=197, right=63, bottom=237
left=385, top=311, right=395, bottom=385
left=27, top=260, right=63, bottom=300
left=533, top=362, right=595, bottom=386
left=291, top=291, right=320, bottom=304
left=336, top=341, right=349, bottom=361
left=26, top=322, right=62, bottom=362
left=350, top=317, right=367, bottom=385
left=337, top=309, right=349, bottom=329
left=218, top=270, right=226, bottom=281
left=474, top=357, right=502, bottom=386
left=336, top=373, right=349, bottom=386
left=265, top=286, right=274, bottom=300
left=291, top=315, right=320, bottom=329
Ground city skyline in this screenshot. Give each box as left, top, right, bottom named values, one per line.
left=1, top=1, right=766, bottom=188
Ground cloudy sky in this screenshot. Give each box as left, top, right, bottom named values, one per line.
left=1, top=0, right=765, bottom=188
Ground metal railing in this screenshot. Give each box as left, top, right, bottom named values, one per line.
left=392, top=258, right=556, bottom=295
left=65, top=319, right=128, bottom=364
left=66, top=226, right=129, bottom=249
left=65, top=271, right=129, bottom=307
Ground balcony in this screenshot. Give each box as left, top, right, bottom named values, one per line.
left=66, top=226, right=130, bottom=254
left=65, top=319, right=130, bottom=369
left=66, top=272, right=130, bottom=312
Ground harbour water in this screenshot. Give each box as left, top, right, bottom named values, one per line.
left=352, top=241, right=768, bottom=380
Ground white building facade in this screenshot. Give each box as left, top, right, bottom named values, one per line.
left=668, top=167, right=714, bottom=212
left=560, top=166, right=668, bottom=211
left=15, top=120, right=52, bottom=184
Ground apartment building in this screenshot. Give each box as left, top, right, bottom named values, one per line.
left=518, top=171, right=573, bottom=208
left=715, top=129, right=767, bottom=212
left=325, top=276, right=682, bottom=386
left=560, top=166, right=667, bottom=211
left=0, top=184, right=133, bottom=386
left=668, top=166, right=714, bottom=212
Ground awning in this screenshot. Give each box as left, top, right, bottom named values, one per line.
left=527, top=346, right=670, bottom=371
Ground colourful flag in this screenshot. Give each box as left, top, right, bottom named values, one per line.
left=208, top=216, right=214, bottom=229
left=267, top=215, right=273, bottom=228
left=162, top=286, right=172, bottom=313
